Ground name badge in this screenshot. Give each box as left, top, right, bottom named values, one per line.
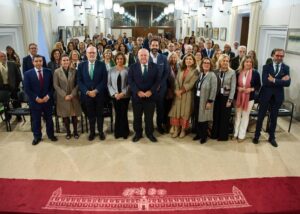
left=220, top=88, right=224, bottom=94
left=196, top=90, right=201, bottom=97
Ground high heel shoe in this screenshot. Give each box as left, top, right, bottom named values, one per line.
left=172, top=126, right=179, bottom=138
left=179, top=129, right=186, bottom=138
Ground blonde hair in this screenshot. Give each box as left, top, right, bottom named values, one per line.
left=216, top=54, right=230, bottom=70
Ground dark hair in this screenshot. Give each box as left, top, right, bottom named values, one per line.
left=150, top=38, right=160, bottom=46
left=60, top=53, right=69, bottom=59
left=50, top=49, right=61, bottom=62
left=28, top=43, right=37, bottom=48
left=118, top=43, right=128, bottom=54
left=32, top=55, right=43, bottom=61
left=181, top=53, right=197, bottom=70
left=114, top=52, right=126, bottom=65
left=273, top=48, right=285, bottom=55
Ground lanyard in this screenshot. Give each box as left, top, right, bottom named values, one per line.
left=197, top=73, right=207, bottom=91
left=219, top=71, right=226, bottom=88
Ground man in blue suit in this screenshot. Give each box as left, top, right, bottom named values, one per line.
left=128, top=48, right=160, bottom=143
left=77, top=46, right=108, bottom=141
left=253, top=49, right=291, bottom=147
left=22, top=43, right=47, bottom=74
left=23, top=55, right=57, bottom=145
left=149, top=38, right=170, bottom=134
left=201, top=39, right=215, bottom=59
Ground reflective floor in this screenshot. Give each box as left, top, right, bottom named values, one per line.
left=0, top=114, right=299, bottom=182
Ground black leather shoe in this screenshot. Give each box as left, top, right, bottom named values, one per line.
left=200, top=138, right=207, bottom=144
left=88, top=134, right=95, bottom=141
left=147, top=135, right=157, bottom=143
left=32, top=138, right=41, bottom=145
left=252, top=138, right=259, bottom=144
left=99, top=132, right=106, bottom=140
left=193, top=135, right=200, bottom=141
left=49, top=136, right=58, bottom=142
left=73, top=132, right=79, bottom=139
left=157, top=126, right=165, bottom=134
left=132, top=135, right=141, bottom=142
left=269, top=139, right=278, bottom=147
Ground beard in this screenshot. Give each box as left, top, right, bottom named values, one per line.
left=151, top=48, right=158, bottom=54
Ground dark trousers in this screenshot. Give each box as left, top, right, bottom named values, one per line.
left=196, top=121, right=209, bottom=140
left=211, top=94, right=232, bottom=141
left=85, top=96, right=104, bottom=135
left=255, top=96, right=281, bottom=140
left=31, top=103, right=54, bottom=139
left=193, top=96, right=200, bottom=133
left=164, top=98, right=173, bottom=129
left=113, top=98, right=130, bottom=138
left=132, top=100, right=155, bottom=137
left=155, top=88, right=167, bottom=127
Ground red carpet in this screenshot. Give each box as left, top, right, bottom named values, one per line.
left=0, top=177, right=300, bottom=213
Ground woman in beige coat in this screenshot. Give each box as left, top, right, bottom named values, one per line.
left=53, top=54, right=82, bottom=139
left=169, top=53, right=198, bottom=138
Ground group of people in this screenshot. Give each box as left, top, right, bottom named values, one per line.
left=0, top=32, right=291, bottom=147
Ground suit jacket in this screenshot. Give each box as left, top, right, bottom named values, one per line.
left=53, top=67, right=81, bottom=117
left=0, top=61, right=22, bottom=90
left=201, top=48, right=215, bottom=58
left=107, top=66, right=130, bottom=98
left=149, top=53, right=170, bottom=93
left=223, top=51, right=235, bottom=60
left=230, top=56, right=242, bottom=71
left=22, top=55, right=47, bottom=74
left=77, top=60, right=108, bottom=102
left=128, top=62, right=160, bottom=102
left=23, top=67, right=53, bottom=109
left=259, top=63, right=291, bottom=104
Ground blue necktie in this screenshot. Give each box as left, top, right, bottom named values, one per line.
left=143, top=64, right=148, bottom=78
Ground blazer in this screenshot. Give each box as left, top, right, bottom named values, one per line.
left=214, top=69, right=236, bottom=100
left=223, top=51, right=235, bottom=60
left=128, top=62, right=160, bottom=102
left=77, top=60, right=108, bottom=102
left=149, top=53, right=170, bottom=93
left=47, top=61, right=60, bottom=75
left=201, top=48, right=215, bottom=58
left=195, top=71, right=218, bottom=122
left=53, top=67, right=81, bottom=117
left=0, top=61, right=22, bottom=90
left=107, top=66, right=130, bottom=98
left=23, top=67, right=53, bottom=109
left=230, top=56, right=242, bottom=71
left=235, top=69, right=261, bottom=101
left=259, top=63, right=291, bottom=104
left=22, top=55, right=47, bottom=74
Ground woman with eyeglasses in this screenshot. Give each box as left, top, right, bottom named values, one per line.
left=193, top=58, right=217, bottom=144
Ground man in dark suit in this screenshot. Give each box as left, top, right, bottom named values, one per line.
left=149, top=39, right=170, bottom=134
left=143, top=33, right=153, bottom=51
left=253, top=49, right=291, bottom=147
left=77, top=46, right=108, bottom=141
left=23, top=55, right=57, bottom=145
left=230, top=45, right=247, bottom=70
left=223, top=43, right=235, bottom=60
left=22, top=43, right=47, bottom=74
left=128, top=48, right=160, bottom=142
left=201, top=39, right=215, bottom=58
left=0, top=51, right=22, bottom=121
left=122, top=32, right=128, bottom=44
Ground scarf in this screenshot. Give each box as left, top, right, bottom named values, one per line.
left=236, top=69, right=252, bottom=111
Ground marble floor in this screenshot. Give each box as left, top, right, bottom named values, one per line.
left=0, top=114, right=300, bottom=182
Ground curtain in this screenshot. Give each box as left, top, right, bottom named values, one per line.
left=21, top=0, right=39, bottom=46
left=228, top=6, right=238, bottom=45
left=40, top=4, right=53, bottom=53
left=247, top=2, right=261, bottom=50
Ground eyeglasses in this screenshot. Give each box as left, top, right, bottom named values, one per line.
left=275, top=55, right=284, bottom=57
left=203, top=62, right=211, bottom=64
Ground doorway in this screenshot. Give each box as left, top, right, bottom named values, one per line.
left=240, top=16, right=249, bottom=46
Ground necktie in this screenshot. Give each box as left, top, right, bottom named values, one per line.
left=38, top=70, right=44, bottom=89
left=89, top=63, right=94, bottom=79
left=117, top=73, right=122, bottom=93
left=143, top=64, right=148, bottom=78
left=275, top=63, right=279, bottom=75
left=208, top=49, right=210, bottom=57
